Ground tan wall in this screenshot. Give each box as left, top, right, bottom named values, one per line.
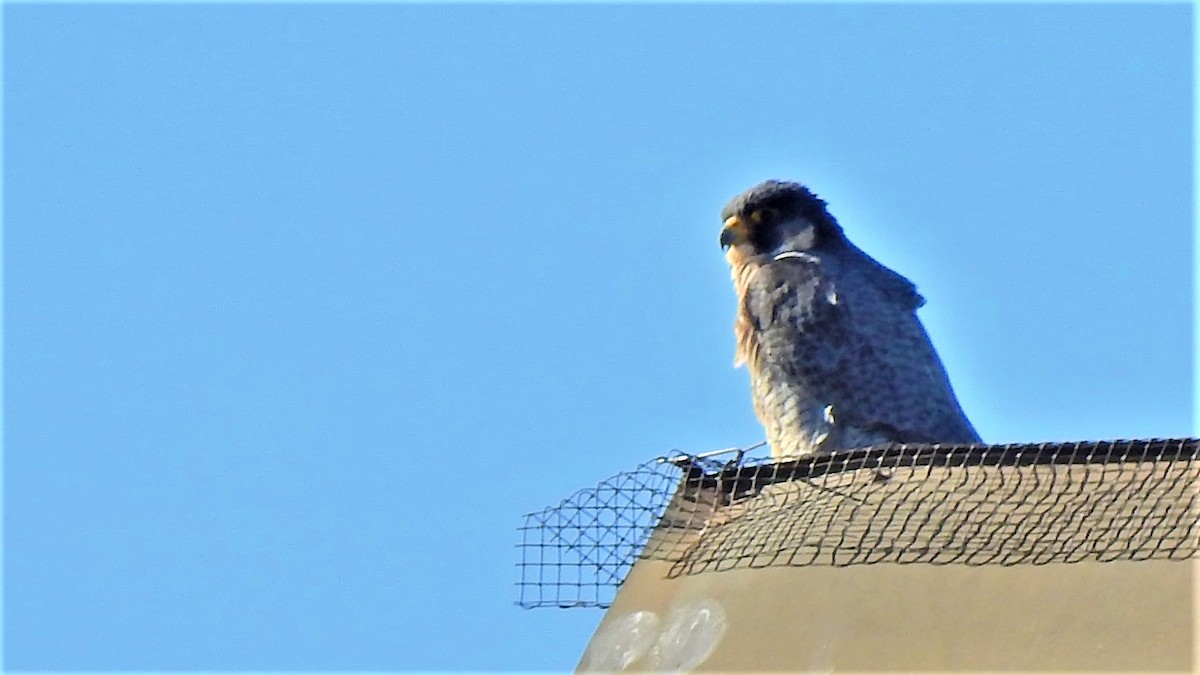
left=579, top=555, right=1193, bottom=672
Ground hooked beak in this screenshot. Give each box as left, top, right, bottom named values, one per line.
left=719, top=215, right=747, bottom=250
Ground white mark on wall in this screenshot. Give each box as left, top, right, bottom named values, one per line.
left=580, top=600, right=728, bottom=672
left=807, top=640, right=837, bottom=674
left=805, top=604, right=844, bottom=674
left=579, top=610, right=660, bottom=671
left=649, top=599, right=728, bottom=672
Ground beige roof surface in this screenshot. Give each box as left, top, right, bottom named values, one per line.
left=557, top=439, right=1198, bottom=671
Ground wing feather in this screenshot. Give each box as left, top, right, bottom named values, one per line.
left=739, top=252, right=980, bottom=448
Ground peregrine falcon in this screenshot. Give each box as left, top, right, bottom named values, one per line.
left=719, top=180, right=981, bottom=459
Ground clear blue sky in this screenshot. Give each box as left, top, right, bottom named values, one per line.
left=3, top=3, right=1192, bottom=671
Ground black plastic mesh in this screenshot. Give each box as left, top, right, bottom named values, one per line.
left=516, top=438, right=1199, bottom=609
left=515, top=456, right=687, bottom=608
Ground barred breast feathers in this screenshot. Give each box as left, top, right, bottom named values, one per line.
left=731, top=261, right=760, bottom=369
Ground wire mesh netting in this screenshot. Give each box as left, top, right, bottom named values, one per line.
left=516, top=438, right=1199, bottom=609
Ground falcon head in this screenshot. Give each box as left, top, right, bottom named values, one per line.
left=719, top=180, right=843, bottom=261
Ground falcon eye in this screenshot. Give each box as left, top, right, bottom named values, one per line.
left=751, top=208, right=779, bottom=225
